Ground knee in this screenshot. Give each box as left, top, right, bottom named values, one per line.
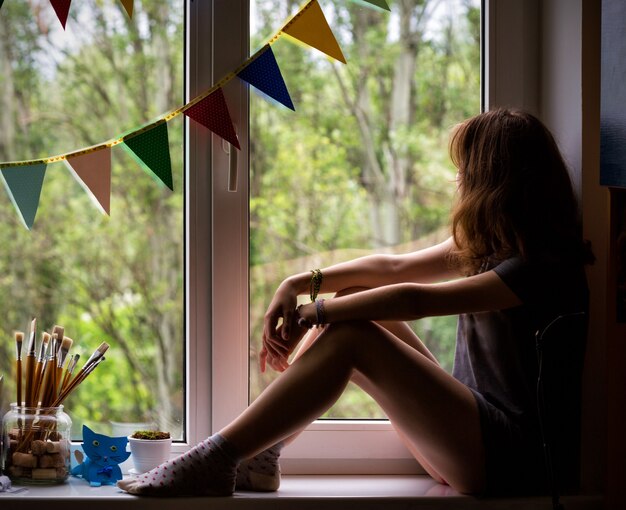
left=315, top=320, right=380, bottom=360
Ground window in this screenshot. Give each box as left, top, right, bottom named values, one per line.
left=0, top=0, right=185, bottom=441
left=209, top=0, right=481, bottom=473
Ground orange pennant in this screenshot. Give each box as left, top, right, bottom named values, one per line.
left=282, top=0, right=346, bottom=64
left=65, top=147, right=112, bottom=215
left=119, top=0, right=133, bottom=18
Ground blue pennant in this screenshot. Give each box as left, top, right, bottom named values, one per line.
left=237, top=46, right=295, bottom=111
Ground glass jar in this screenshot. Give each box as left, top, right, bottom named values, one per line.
left=1, top=404, right=72, bottom=485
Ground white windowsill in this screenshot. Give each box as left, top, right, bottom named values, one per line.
left=0, top=475, right=603, bottom=510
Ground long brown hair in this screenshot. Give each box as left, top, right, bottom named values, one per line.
left=449, top=108, right=593, bottom=274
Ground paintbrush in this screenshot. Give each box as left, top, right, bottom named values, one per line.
left=39, top=333, right=60, bottom=407
left=53, top=342, right=109, bottom=406
left=31, top=332, right=50, bottom=406
left=55, top=336, right=73, bottom=398
left=23, top=319, right=37, bottom=407
left=14, top=331, right=23, bottom=406
left=53, top=356, right=106, bottom=407
left=50, top=326, right=64, bottom=401
left=60, top=354, right=79, bottom=393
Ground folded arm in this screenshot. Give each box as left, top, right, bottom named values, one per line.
left=297, top=269, right=522, bottom=326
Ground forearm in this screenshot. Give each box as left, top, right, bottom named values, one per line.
left=282, top=238, right=459, bottom=298
left=298, top=283, right=424, bottom=325
left=283, top=254, right=398, bottom=297
left=296, top=270, right=522, bottom=327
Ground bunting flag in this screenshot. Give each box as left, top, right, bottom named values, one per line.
left=282, top=0, right=346, bottom=64
left=65, top=147, right=112, bottom=215
left=119, top=0, right=133, bottom=18
left=352, top=0, right=391, bottom=11
left=237, top=46, right=294, bottom=111
left=0, top=0, right=362, bottom=227
left=1, top=164, right=47, bottom=229
left=184, top=88, right=241, bottom=149
left=122, top=122, right=173, bottom=190
left=50, top=0, right=71, bottom=30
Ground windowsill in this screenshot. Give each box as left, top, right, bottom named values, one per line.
left=0, top=475, right=603, bottom=510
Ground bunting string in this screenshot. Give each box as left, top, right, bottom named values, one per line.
left=0, top=0, right=390, bottom=228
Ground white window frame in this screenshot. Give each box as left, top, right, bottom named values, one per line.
left=186, top=0, right=540, bottom=473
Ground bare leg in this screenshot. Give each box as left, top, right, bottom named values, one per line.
left=282, top=290, right=446, bottom=483
left=221, top=320, right=485, bottom=494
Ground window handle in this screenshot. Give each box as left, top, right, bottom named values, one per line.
left=222, top=133, right=238, bottom=193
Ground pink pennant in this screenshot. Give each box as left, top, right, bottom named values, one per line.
left=184, top=88, right=240, bottom=149
left=65, top=147, right=112, bottom=215
left=50, top=0, right=71, bottom=29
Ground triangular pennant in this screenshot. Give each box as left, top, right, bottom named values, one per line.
left=184, top=88, right=240, bottom=149
left=119, top=0, right=133, bottom=18
left=351, top=0, right=391, bottom=12
left=50, top=0, right=71, bottom=30
left=65, top=147, right=112, bottom=215
left=122, top=122, right=173, bottom=190
left=1, top=164, right=47, bottom=229
left=238, top=46, right=295, bottom=111
left=282, top=0, right=346, bottom=64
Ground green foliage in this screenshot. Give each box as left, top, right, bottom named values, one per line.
left=0, top=0, right=183, bottom=437
left=0, top=0, right=480, bottom=428
left=249, top=0, right=480, bottom=417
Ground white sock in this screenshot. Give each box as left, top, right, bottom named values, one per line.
left=117, top=433, right=239, bottom=497
left=236, top=441, right=283, bottom=492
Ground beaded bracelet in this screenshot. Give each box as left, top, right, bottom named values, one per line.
left=315, top=298, right=327, bottom=326
left=309, top=269, right=323, bottom=302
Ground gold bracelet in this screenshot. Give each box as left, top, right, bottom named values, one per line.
left=309, top=269, right=323, bottom=302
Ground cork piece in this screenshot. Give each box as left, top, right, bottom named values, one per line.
left=32, top=468, right=58, bottom=480
left=56, top=467, right=68, bottom=479
left=46, top=441, right=61, bottom=453
left=7, top=466, right=26, bottom=478
left=9, top=439, right=18, bottom=451
left=39, top=453, right=65, bottom=468
left=31, top=440, right=47, bottom=455
left=12, top=452, right=37, bottom=468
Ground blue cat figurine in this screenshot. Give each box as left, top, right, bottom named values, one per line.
left=71, top=425, right=130, bottom=486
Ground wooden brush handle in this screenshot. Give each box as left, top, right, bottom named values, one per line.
left=16, top=359, right=22, bottom=406
left=23, top=356, right=35, bottom=407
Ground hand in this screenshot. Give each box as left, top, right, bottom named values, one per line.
left=260, top=280, right=308, bottom=372
left=260, top=314, right=308, bottom=373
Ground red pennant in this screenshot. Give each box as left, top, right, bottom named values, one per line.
left=50, top=0, right=71, bottom=29
left=184, top=88, right=240, bottom=149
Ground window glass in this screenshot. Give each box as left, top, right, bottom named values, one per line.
left=249, top=0, right=480, bottom=418
left=0, top=0, right=184, bottom=439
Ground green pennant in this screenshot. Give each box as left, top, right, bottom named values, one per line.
left=122, top=122, right=173, bottom=190
left=1, top=163, right=47, bottom=229
left=351, top=0, right=391, bottom=11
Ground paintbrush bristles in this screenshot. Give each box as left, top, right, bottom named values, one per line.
left=37, top=332, right=51, bottom=361
left=15, top=331, right=23, bottom=360
left=57, top=337, right=73, bottom=367
left=13, top=320, right=108, bottom=409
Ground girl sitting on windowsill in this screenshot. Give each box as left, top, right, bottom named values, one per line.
left=118, top=108, right=594, bottom=498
